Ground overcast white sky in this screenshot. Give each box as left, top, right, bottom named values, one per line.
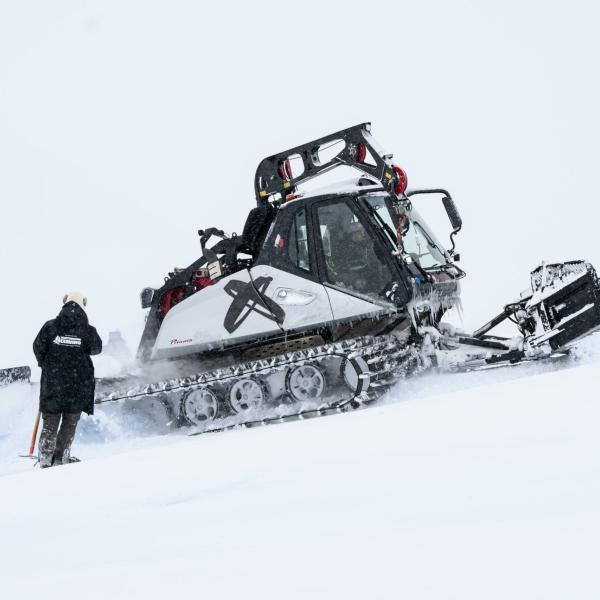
left=1, top=0, right=599, bottom=368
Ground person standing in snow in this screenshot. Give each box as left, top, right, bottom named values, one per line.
left=33, top=292, right=102, bottom=468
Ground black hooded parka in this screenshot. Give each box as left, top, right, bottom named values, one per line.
left=33, top=302, right=102, bottom=415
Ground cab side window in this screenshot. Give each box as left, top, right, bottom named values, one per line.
left=288, top=207, right=311, bottom=272
left=316, top=200, right=393, bottom=296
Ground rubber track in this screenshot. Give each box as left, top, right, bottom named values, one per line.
left=95, top=335, right=421, bottom=436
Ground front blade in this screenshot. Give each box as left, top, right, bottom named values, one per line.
left=527, top=261, right=600, bottom=351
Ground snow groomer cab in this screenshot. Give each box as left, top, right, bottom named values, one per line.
left=137, top=123, right=466, bottom=365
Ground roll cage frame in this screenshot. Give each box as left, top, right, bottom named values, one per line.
left=254, top=122, right=402, bottom=205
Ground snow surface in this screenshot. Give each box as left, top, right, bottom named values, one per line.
left=1, top=339, right=599, bottom=600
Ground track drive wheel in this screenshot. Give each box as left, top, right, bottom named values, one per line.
left=285, top=364, right=325, bottom=402
left=228, top=377, right=269, bottom=413
left=180, top=387, right=219, bottom=426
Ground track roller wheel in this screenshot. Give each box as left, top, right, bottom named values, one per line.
left=341, top=356, right=371, bottom=395
left=285, top=364, right=325, bottom=402
left=228, top=377, right=269, bottom=413
left=180, top=387, right=219, bottom=426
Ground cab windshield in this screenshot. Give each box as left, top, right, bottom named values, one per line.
left=364, top=194, right=448, bottom=271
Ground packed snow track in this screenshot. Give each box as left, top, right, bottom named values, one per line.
left=0, top=340, right=599, bottom=599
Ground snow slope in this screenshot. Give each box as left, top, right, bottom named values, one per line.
left=2, top=1, right=600, bottom=369
left=1, top=355, right=599, bottom=600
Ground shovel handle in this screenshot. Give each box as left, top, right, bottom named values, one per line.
left=28, top=411, right=41, bottom=456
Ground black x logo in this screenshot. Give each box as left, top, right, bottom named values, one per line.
left=223, top=276, right=286, bottom=334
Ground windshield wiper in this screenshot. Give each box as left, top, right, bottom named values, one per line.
left=414, top=223, right=441, bottom=251
left=364, top=203, right=397, bottom=247
left=414, top=223, right=448, bottom=264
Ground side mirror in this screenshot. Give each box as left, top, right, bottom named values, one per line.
left=404, top=188, right=463, bottom=259
left=442, top=195, right=462, bottom=232
left=442, top=195, right=462, bottom=258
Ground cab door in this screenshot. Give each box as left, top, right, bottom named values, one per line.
left=251, top=202, right=334, bottom=333
left=311, top=197, right=404, bottom=322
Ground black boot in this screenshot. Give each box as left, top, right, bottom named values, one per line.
left=38, top=413, right=61, bottom=468
left=53, top=411, right=82, bottom=465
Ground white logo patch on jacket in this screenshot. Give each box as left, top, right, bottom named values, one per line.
left=53, top=335, right=82, bottom=348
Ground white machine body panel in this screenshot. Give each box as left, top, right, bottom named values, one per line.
left=324, top=285, right=394, bottom=322
left=248, top=265, right=333, bottom=331
left=151, top=267, right=335, bottom=360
